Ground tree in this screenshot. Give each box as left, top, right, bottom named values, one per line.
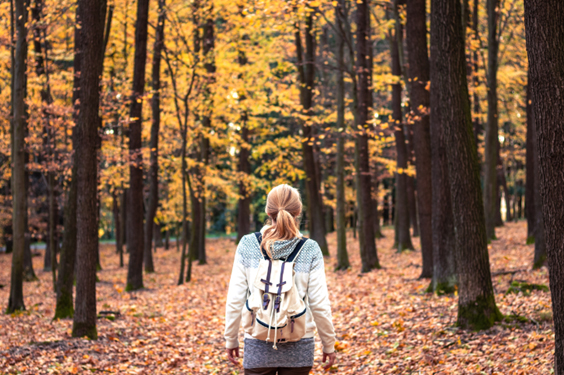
left=525, top=81, right=535, bottom=243
left=7, top=0, right=28, bottom=314
left=126, top=0, right=150, bottom=291
left=294, top=12, right=329, bottom=257
left=55, top=2, right=81, bottom=319
left=334, top=0, right=349, bottom=271
left=430, top=0, right=502, bottom=329
left=72, top=0, right=106, bottom=339
left=483, top=0, right=500, bottom=240
left=405, top=0, right=433, bottom=278
left=390, top=2, right=413, bottom=252
left=355, top=0, right=379, bottom=272
left=524, top=1, right=564, bottom=371
left=143, top=0, right=166, bottom=273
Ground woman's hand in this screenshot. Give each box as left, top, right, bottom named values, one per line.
left=226, top=347, right=240, bottom=366
left=322, top=352, right=336, bottom=370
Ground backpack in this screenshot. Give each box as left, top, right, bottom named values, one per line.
left=241, top=232, right=309, bottom=349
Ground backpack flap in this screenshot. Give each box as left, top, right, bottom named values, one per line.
left=253, top=258, right=294, bottom=295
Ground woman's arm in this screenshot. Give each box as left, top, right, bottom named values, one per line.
left=224, top=238, right=250, bottom=349
left=307, top=243, right=336, bottom=354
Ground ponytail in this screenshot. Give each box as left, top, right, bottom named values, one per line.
left=261, top=185, right=302, bottom=258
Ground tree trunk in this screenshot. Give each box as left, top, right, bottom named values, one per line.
left=406, top=0, right=433, bottom=279
left=525, top=82, right=535, bottom=243
left=112, top=191, right=122, bottom=255
left=405, top=130, right=419, bottom=238
left=177, top=134, right=188, bottom=285
left=483, top=0, right=499, bottom=240
left=237, top=126, right=251, bottom=243
left=529, top=90, right=546, bottom=269
left=55, top=11, right=80, bottom=316
left=431, top=0, right=501, bottom=330
left=356, top=0, right=379, bottom=272
left=524, top=2, right=564, bottom=372
left=72, top=0, right=105, bottom=339
left=119, top=190, right=125, bottom=265
left=390, top=8, right=413, bottom=252
left=334, top=0, right=349, bottom=271
left=294, top=15, right=329, bottom=256
left=472, top=0, right=481, bottom=150
left=126, top=0, right=149, bottom=291
left=143, top=0, right=165, bottom=274
left=8, top=0, right=28, bottom=313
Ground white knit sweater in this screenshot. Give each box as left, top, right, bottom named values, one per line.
left=224, top=232, right=336, bottom=354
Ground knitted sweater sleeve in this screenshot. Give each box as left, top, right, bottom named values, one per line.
left=224, top=238, right=249, bottom=349
left=306, top=242, right=336, bottom=354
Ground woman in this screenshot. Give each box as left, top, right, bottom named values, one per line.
left=224, top=184, right=337, bottom=375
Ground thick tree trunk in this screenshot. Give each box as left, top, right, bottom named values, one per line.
left=390, top=10, right=413, bottom=252
left=404, top=0, right=435, bottom=272
left=483, top=0, right=499, bottom=240
left=143, top=0, right=165, bottom=273
left=431, top=0, right=501, bottom=330
left=356, top=0, right=379, bottom=272
left=294, top=15, right=329, bottom=256
left=530, top=94, right=546, bottom=269
left=334, top=0, right=349, bottom=270
left=525, top=82, right=535, bottom=242
left=126, top=0, right=149, bottom=291
left=8, top=0, right=28, bottom=313
left=72, top=0, right=105, bottom=339
left=524, top=2, right=564, bottom=372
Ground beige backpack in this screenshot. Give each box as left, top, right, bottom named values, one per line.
left=241, top=233, right=308, bottom=349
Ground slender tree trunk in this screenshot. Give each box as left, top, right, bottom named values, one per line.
left=236, top=23, right=251, bottom=243
left=334, top=0, right=349, bottom=270
left=524, top=2, right=564, bottom=372
left=406, top=0, right=433, bottom=279
left=431, top=0, right=501, bottom=329
left=177, top=136, right=188, bottom=285
left=294, top=15, right=329, bottom=256
left=112, top=191, right=122, bottom=257
left=143, top=0, right=165, bottom=273
left=356, top=0, right=379, bottom=271
left=126, top=0, right=149, bottom=291
left=72, top=0, right=105, bottom=339
left=390, top=8, right=413, bottom=252
left=55, top=4, right=81, bottom=319
left=8, top=0, right=28, bottom=313
left=483, top=0, right=499, bottom=240
left=405, top=130, right=419, bottom=238
left=119, top=190, right=125, bottom=266
left=525, top=82, right=535, bottom=243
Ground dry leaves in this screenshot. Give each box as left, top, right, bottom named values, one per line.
left=0, top=222, right=553, bottom=374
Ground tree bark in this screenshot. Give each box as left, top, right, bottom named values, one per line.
left=143, top=0, right=165, bottom=273
left=405, top=130, right=419, bottom=238
left=8, top=0, right=28, bottom=313
left=483, top=0, right=499, bottom=240
left=472, top=0, right=481, bottom=150
left=126, top=0, right=149, bottom=291
left=72, top=0, right=105, bottom=339
left=529, top=91, right=546, bottom=269
left=356, top=0, right=379, bottom=272
left=431, top=0, right=501, bottom=329
left=236, top=10, right=251, bottom=244
left=294, top=14, right=329, bottom=256
left=406, top=0, right=433, bottom=279
left=525, top=82, right=535, bottom=242
left=390, top=7, right=413, bottom=252
left=524, top=2, right=564, bottom=372
left=334, top=0, right=349, bottom=270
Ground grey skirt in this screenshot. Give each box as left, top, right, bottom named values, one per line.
left=243, top=337, right=315, bottom=369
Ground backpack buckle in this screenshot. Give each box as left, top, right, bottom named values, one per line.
left=262, top=294, right=270, bottom=310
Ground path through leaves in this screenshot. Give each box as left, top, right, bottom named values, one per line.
left=0, top=222, right=553, bottom=374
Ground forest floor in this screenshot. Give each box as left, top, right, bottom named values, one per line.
left=0, top=221, right=554, bottom=374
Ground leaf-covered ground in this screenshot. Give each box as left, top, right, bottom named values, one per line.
left=0, top=221, right=554, bottom=374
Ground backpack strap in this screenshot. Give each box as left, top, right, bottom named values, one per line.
left=254, top=232, right=269, bottom=260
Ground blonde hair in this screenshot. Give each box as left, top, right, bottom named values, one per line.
left=261, top=184, right=303, bottom=258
